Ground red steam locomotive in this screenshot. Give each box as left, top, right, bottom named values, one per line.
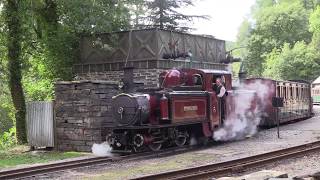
left=107, top=68, right=312, bottom=152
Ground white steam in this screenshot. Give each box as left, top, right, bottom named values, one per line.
left=189, top=136, right=198, bottom=146
left=92, top=142, right=113, bottom=157
left=213, top=80, right=271, bottom=141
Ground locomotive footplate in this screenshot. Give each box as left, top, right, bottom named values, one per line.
left=105, top=120, right=208, bottom=130
left=106, top=124, right=201, bottom=152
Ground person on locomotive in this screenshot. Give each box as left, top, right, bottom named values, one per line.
left=213, top=77, right=227, bottom=121
left=215, top=78, right=226, bottom=97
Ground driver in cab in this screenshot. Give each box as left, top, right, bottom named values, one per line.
left=215, top=78, right=226, bottom=98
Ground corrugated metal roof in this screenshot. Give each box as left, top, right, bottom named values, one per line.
left=313, top=76, right=320, bottom=85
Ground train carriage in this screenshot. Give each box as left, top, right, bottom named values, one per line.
left=312, top=87, right=320, bottom=105
left=312, top=76, right=320, bottom=105
left=244, top=78, right=312, bottom=127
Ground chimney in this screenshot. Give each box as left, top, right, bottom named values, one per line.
left=123, top=67, right=134, bottom=92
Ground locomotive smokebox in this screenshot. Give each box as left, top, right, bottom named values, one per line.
left=112, top=93, right=150, bottom=125
left=123, top=67, right=134, bottom=93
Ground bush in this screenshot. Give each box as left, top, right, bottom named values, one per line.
left=0, top=127, right=17, bottom=149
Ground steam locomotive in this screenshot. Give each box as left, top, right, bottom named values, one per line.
left=107, top=67, right=312, bottom=153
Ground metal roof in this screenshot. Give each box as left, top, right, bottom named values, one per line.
left=199, top=69, right=231, bottom=74
left=246, top=77, right=310, bottom=85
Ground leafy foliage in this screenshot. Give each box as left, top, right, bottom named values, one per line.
left=235, top=0, right=320, bottom=82
left=0, top=0, right=136, bottom=143
left=245, top=1, right=312, bottom=76
left=0, top=127, right=16, bottom=149
left=264, top=42, right=320, bottom=81
left=143, top=0, right=208, bottom=31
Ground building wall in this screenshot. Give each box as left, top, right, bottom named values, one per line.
left=75, top=68, right=165, bottom=87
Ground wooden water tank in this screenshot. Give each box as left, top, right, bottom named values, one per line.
left=74, top=29, right=228, bottom=73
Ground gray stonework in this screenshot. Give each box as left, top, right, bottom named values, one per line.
left=55, top=80, right=120, bottom=152
left=75, top=68, right=165, bottom=87
left=55, top=68, right=165, bottom=152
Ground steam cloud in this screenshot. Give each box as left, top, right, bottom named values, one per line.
left=213, top=80, right=271, bottom=141
left=189, top=136, right=198, bottom=146
left=92, top=142, right=113, bottom=157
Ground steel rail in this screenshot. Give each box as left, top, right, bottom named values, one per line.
left=0, top=144, right=206, bottom=179
left=135, top=141, right=320, bottom=180
left=0, top=155, right=118, bottom=179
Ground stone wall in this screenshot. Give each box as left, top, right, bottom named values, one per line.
left=55, top=68, right=165, bottom=151
left=55, top=80, right=119, bottom=151
left=75, top=68, right=165, bottom=87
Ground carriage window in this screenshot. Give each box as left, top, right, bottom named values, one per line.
left=276, top=86, right=280, bottom=97
left=284, top=87, right=287, bottom=99
left=289, top=86, right=293, bottom=99
left=292, top=87, right=296, bottom=99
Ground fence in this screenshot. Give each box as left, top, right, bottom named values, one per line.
left=26, top=101, right=54, bottom=148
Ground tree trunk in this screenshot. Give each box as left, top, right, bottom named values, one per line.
left=5, top=0, right=27, bottom=144
left=159, top=0, right=164, bottom=29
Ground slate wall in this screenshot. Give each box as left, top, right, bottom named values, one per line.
left=55, top=80, right=119, bottom=151
left=75, top=68, right=165, bottom=87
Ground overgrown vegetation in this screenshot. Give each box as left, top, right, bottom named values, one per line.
left=234, top=0, right=320, bottom=81
left=141, top=0, right=208, bottom=31
left=0, top=0, right=202, bottom=147
left=0, top=127, right=16, bottom=149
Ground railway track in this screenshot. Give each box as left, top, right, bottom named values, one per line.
left=135, top=141, right=320, bottom=180
left=0, top=144, right=206, bottom=179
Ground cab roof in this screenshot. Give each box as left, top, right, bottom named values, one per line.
left=181, top=68, right=231, bottom=75
left=199, top=69, right=231, bottom=75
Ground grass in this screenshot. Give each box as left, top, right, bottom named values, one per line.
left=0, top=145, right=86, bottom=169
left=83, top=153, right=214, bottom=180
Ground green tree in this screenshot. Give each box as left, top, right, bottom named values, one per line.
left=0, top=0, right=139, bottom=141
left=232, top=19, right=252, bottom=76
left=144, top=0, right=207, bottom=31
left=309, top=5, right=320, bottom=50
left=4, top=0, right=27, bottom=144
left=263, top=42, right=320, bottom=81
left=244, top=1, right=312, bottom=76
left=20, top=0, right=135, bottom=101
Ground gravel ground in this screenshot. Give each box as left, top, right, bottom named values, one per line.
left=31, top=105, right=320, bottom=180
left=237, top=152, right=320, bottom=178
